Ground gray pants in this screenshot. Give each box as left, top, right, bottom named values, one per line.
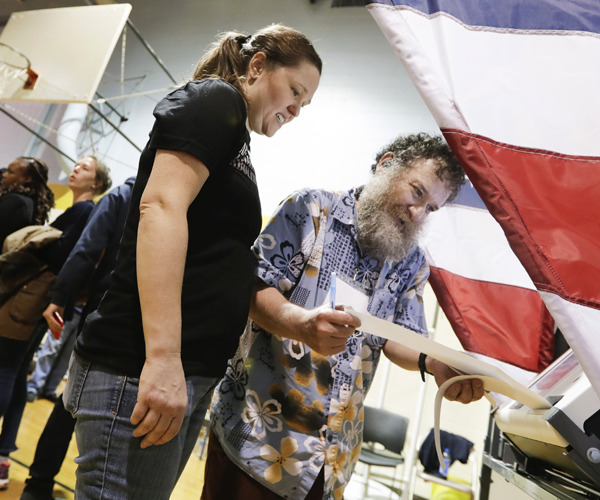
left=64, top=353, right=217, bottom=500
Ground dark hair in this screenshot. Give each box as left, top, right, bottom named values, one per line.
left=371, top=133, right=466, bottom=203
left=192, top=24, right=322, bottom=100
left=86, top=155, right=112, bottom=196
left=13, top=157, right=55, bottom=224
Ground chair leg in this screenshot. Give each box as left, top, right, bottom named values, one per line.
left=389, top=466, right=397, bottom=500
left=364, top=464, right=371, bottom=498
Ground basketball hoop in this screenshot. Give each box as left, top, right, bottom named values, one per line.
left=0, top=41, right=38, bottom=94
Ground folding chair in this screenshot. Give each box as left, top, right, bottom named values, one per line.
left=357, top=405, right=410, bottom=498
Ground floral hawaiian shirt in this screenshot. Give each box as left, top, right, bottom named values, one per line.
left=210, top=188, right=429, bottom=500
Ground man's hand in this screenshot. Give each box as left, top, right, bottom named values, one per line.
left=130, top=356, right=188, bottom=448
left=296, top=305, right=361, bottom=356
left=250, top=285, right=361, bottom=357
left=43, top=303, right=65, bottom=336
left=427, top=357, right=485, bottom=404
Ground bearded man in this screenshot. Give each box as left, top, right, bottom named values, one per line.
left=201, top=133, right=484, bottom=500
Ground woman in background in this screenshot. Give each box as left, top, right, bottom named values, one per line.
left=0, top=157, right=54, bottom=249
left=66, top=24, right=322, bottom=500
left=35, top=156, right=111, bottom=275
left=0, top=156, right=54, bottom=492
left=0, top=156, right=111, bottom=492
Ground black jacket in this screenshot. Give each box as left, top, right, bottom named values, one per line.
left=51, top=177, right=136, bottom=319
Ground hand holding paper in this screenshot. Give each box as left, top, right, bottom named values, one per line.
left=299, top=305, right=361, bottom=356
left=346, top=308, right=550, bottom=410
left=251, top=285, right=360, bottom=357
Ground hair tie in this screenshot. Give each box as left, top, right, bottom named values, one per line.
left=235, top=34, right=251, bottom=48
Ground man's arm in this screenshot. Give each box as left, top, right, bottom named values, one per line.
left=383, top=340, right=484, bottom=404
left=250, top=279, right=361, bottom=356
left=130, top=149, right=209, bottom=449
left=43, top=189, right=123, bottom=333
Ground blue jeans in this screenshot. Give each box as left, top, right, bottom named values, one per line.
left=0, top=320, right=48, bottom=455
left=27, top=309, right=81, bottom=397
left=64, top=353, right=218, bottom=500
left=0, top=336, right=29, bottom=456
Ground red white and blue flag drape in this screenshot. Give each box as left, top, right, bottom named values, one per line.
left=422, top=182, right=555, bottom=382
left=366, top=0, right=600, bottom=397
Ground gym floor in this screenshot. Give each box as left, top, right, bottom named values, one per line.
left=1, top=390, right=209, bottom=500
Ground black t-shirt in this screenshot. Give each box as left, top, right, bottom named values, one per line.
left=39, top=200, right=95, bottom=272
left=75, top=80, right=262, bottom=378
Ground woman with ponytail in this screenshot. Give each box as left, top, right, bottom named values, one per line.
left=0, top=157, right=54, bottom=249
left=66, top=24, right=322, bottom=499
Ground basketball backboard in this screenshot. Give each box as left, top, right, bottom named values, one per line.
left=0, top=4, right=132, bottom=103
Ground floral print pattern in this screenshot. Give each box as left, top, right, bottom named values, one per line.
left=324, top=445, right=348, bottom=492
left=271, top=241, right=305, bottom=281
left=241, top=390, right=283, bottom=439
left=261, top=436, right=303, bottom=483
left=221, top=358, right=249, bottom=400
left=211, top=188, right=429, bottom=500
left=305, top=425, right=327, bottom=472
left=328, top=389, right=363, bottom=432
left=355, top=256, right=380, bottom=289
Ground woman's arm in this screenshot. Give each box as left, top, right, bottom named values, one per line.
left=130, top=149, right=209, bottom=449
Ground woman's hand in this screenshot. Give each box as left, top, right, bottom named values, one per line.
left=130, top=355, right=188, bottom=448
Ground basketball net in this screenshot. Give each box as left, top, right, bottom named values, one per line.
left=0, top=42, right=38, bottom=95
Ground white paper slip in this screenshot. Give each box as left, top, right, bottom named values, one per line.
left=325, top=278, right=369, bottom=313
left=347, top=309, right=551, bottom=410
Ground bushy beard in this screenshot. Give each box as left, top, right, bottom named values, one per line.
left=357, top=171, right=424, bottom=263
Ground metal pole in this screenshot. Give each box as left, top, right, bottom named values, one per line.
left=85, top=0, right=177, bottom=85
left=401, top=301, right=441, bottom=500
left=95, top=91, right=128, bottom=123
left=0, top=106, right=76, bottom=163
left=126, top=19, right=177, bottom=84
left=402, top=378, right=429, bottom=500
left=25, top=103, right=58, bottom=157
left=376, top=357, right=392, bottom=409
left=87, top=103, right=142, bottom=153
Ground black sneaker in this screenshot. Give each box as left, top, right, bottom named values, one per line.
left=20, top=491, right=55, bottom=500
left=40, top=393, right=58, bottom=403
left=20, top=485, right=56, bottom=500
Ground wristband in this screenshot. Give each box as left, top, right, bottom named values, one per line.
left=418, top=352, right=432, bottom=382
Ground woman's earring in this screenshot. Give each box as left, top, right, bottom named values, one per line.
left=383, top=161, right=391, bottom=167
